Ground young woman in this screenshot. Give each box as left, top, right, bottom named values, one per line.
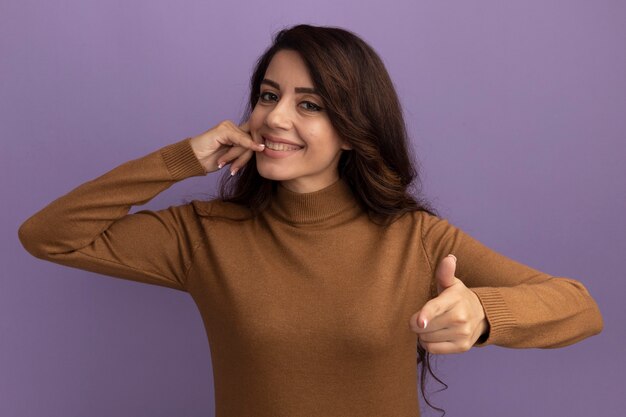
left=18, top=24, right=603, bottom=417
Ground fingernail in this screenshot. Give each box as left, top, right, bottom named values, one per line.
left=447, top=254, right=457, bottom=262
left=230, top=168, right=238, bottom=176
left=258, top=143, right=265, bottom=150
left=217, top=162, right=225, bottom=169
left=423, top=319, right=428, bottom=329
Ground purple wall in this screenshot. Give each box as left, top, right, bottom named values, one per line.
left=2, top=1, right=624, bottom=416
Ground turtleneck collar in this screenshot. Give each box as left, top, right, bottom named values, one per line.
left=267, top=177, right=363, bottom=226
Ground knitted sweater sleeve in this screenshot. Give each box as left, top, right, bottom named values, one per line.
left=17, top=137, right=208, bottom=292
left=419, top=212, right=603, bottom=348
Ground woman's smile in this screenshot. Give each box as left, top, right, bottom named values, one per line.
left=263, top=135, right=304, bottom=151
left=259, top=135, right=305, bottom=159
left=265, top=141, right=300, bottom=151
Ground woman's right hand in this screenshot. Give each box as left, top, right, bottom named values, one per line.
left=189, top=120, right=265, bottom=175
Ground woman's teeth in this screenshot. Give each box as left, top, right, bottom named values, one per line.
left=265, top=140, right=302, bottom=151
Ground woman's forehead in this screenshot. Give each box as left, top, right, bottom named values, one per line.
left=264, top=50, right=315, bottom=89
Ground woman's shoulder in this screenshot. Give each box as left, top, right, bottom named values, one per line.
left=189, top=198, right=254, bottom=221
left=387, top=209, right=458, bottom=241
left=394, top=209, right=444, bottom=227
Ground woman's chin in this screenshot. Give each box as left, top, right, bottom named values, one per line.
left=256, top=165, right=291, bottom=182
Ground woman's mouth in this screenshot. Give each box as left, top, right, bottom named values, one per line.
left=264, top=139, right=303, bottom=151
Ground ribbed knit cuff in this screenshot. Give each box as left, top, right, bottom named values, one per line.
left=470, top=287, right=517, bottom=347
left=160, top=137, right=207, bottom=180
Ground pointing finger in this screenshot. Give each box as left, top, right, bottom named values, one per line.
left=412, top=296, right=456, bottom=332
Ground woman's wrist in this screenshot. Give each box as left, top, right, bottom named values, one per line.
left=476, top=318, right=490, bottom=344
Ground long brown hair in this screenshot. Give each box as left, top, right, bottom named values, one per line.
left=218, top=24, right=446, bottom=414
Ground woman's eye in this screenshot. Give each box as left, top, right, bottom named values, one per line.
left=259, top=91, right=278, bottom=102
left=301, top=101, right=322, bottom=112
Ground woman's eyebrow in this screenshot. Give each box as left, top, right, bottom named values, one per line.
left=261, top=78, right=320, bottom=95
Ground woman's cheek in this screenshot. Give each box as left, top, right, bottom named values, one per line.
left=249, top=112, right=264, bottom=140
left=251, top=129, right=262, bottom=144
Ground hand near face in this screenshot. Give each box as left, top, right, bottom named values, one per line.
left=189, top=119, right=265, bottom=175
left=410, top=254, right=490, bottom=354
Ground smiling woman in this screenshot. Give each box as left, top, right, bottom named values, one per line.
left=250, top=49, right=352, bottom=193
left=17, top=23, right=603, bottom=417
left=219, top=24, right=429, bottom=225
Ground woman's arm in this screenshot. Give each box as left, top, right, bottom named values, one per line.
left=419, top=212, right=604, bottom=349
left=17, top=138, right=208, bottom=291
left=18, top=121, right=263, bottom=292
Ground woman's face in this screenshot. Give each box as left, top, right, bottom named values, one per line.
left=249, top=49, right=351, bottom=194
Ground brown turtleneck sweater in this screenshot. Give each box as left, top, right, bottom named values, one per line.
left=18, top=137, right=603, bottom=417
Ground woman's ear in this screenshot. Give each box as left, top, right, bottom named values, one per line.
left=341, top=140, right=353, bottom=151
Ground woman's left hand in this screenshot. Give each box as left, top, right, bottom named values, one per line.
left=410, top=254, right=490, bottom=354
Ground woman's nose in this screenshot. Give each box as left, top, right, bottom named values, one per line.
left=264, top=99, right=293, bottom=130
